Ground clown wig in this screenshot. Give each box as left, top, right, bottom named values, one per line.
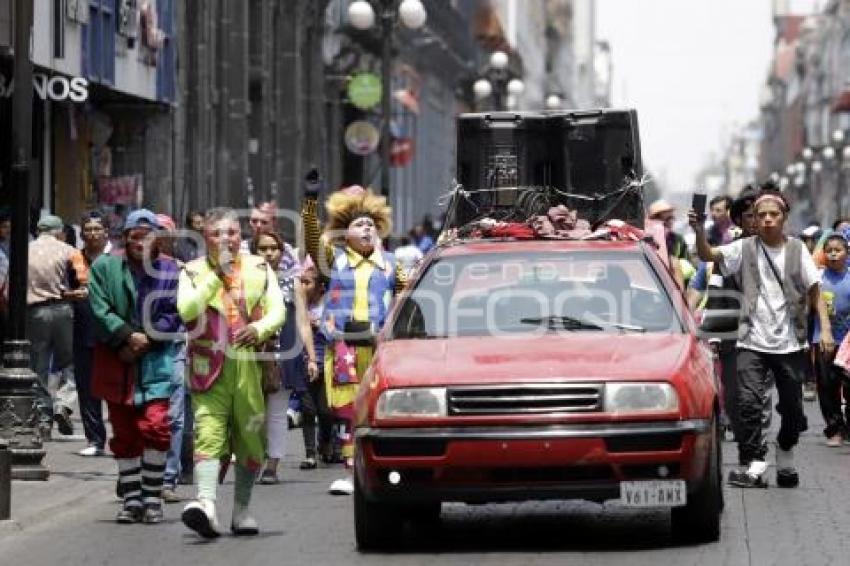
left=323, top=186, right=392, bottom=242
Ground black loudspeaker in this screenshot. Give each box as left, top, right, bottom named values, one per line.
left=452, top=109, right=645, bottom=229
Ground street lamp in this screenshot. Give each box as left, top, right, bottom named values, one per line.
left=545, top=94, right=563, bottom=110
left=0, top=0, right=48, bottom=486
left=346, top=0, right=427, bottom=199
left=474, top=50, right=524, bottom=111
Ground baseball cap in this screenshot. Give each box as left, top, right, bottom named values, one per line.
left=124, top=209, right=161, bottom=231
left=37, top=214, right=63, bottom=231
left=801, top=225, right=821, bottom=239
left=155, top=213, right=176, bottom=233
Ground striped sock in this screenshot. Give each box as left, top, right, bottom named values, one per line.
left=117, top=457, right=142, bottom=506
left=141, top=448, right=167, bottom=507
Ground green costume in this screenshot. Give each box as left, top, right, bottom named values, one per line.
left=177, top=255, right=285, bottom=473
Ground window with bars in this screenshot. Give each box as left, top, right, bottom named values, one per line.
left=82, top=0, right=116, bottom=85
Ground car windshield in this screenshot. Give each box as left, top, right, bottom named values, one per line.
left=389, top=250, right=684, bottom=339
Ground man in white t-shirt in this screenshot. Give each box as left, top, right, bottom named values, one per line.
left=690, top=191, right=834, bottom=489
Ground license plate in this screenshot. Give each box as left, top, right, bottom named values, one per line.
left=619, top=480, right=687, bottom=507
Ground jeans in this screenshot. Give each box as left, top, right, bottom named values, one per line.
left=73, top=344, right=106, bottom=448
left=737, top=348, right=808, bottom=464
left=164, top=344, right=187, bottom=488
left=28, top=303, right=74, bottom=423
left=815, top=345, right=850, bottom=438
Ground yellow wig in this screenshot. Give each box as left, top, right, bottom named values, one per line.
left=324, top=186, right=392, bottom=241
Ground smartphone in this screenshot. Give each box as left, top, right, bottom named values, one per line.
left=692, top=193, right=707, bottom=221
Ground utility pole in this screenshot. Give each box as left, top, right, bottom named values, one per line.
left=0, top=0, right=49, bottom=483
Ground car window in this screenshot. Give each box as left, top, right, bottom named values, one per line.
left=390, top=250, right=683, bottom=339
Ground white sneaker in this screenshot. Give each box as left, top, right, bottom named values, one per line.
left=746, top=460, right=769, bottom=478
left=328, top=478, right=354, bottom=496
left=182, top=499, right=221, bottom=539
left=231, top=503, right=259, bottom=536
left=77, top=445, right=104, bottom=457
left=287, top=408, right=302, bottom=428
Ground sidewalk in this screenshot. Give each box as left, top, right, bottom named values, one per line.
left=2, top=427, right=115, bottom=533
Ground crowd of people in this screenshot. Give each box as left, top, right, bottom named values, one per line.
left=8, top=170, right=850, bottom=538
left=9, top=171, right=439, bottom=538
left=649, top=184, right=850, bottom=489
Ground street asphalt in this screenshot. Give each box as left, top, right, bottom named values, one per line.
left=0, top=400, right=847, bottom=566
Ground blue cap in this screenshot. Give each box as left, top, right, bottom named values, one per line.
left=124, top=209, right=160, bottom=231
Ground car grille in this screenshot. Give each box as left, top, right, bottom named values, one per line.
left=447, top=384, right=603, bottom=416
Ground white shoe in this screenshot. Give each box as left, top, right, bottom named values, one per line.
left=287, top=408, right=302, bottom=428
left=328, top=478, right=354, bottom=496
left=77, top=445, right=104, bottom=457
left=231, top=503, right=259, bottom=536
left=182, top=499, right=221, bottom=539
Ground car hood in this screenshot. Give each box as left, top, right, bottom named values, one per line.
left=375, top=333, right=692, bottom=387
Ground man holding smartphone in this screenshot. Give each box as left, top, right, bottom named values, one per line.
left=690, top=190, right=834, bottom=488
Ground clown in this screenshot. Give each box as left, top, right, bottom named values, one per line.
left=302, top=175, right=407, bottom=495
left=177, top=207, right=285, bottom=538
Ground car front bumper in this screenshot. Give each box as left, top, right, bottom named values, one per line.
left=355, top=419, right=713, bottom=504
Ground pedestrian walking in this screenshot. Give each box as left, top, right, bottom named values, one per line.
left=250, top=231, right=317, bottom=484
left=155, top=214, right=189, bottom=503
left=301, top=178, right=406, bottom=495
left=178, top=207, right=285, bottom=538
left=72, top=212, right=110, bottom=456
left=813, top=232, right=850, bottom=446
left=298, top=258, right=333, bottom=469
left=88, top=210, right=181, bottom=524
left=691, top=190, right=835, bottom=488
left=27, top=214, right=89, bottom=438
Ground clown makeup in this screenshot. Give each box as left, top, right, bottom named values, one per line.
left=346, top=215, right=377, bottom=256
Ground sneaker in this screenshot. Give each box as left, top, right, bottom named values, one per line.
left=257, top=468, right=279, bottom=485
left=162, top=487, right=181, bottom=503
left=299, top=457, right=318, bottom=470
left=328, top=478, right=354, bottom=495
left=286, top=408, right=302, bottom=429
left=53, top=408, right=74, bottom=436
left=826, top=434, right=843, bottom=447
left=78, top=445, right=105, bottom=457
left=116, top=501, right=144, bottom=524
left=728, top=469, right=769, bottom=488
left=182, top=499, right=221, bottom=539
left=776, top=468, right=800, bottom=488
left=143, top=504, right=164, bottom=524
left=231, top=504, right=259, bottom=536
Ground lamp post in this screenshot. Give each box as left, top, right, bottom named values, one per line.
left=472, top=50, right=524, bottom=111
left=347, top=0, right=427, bottom=199
left=0, top=0, right=48, bottom=483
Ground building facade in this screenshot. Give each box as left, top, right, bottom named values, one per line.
left=0, top=0, right=178, bottom=233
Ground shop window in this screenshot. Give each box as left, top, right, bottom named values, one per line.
left=82, top=0, right=115, bottom=85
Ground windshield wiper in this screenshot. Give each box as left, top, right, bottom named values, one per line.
left=520, top=316, right=605, bottom=331
left=520, top=316, right=646, bottom=333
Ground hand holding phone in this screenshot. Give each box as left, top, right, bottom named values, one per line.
left=692, top=193, right=707, bottom=222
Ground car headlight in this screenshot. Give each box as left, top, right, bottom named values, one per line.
left=604, top=382, right=679, bottom=414
left=375, top=388, right=447, bottom=419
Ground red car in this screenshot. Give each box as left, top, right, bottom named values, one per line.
left=353, top=238, right=722, bottom=549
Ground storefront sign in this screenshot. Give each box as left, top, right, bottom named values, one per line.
left=0, top=72, right=89, bottom=102
left=347, top=72, right=382, bottom=110
left=344, top=121, right=380, bottom=156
